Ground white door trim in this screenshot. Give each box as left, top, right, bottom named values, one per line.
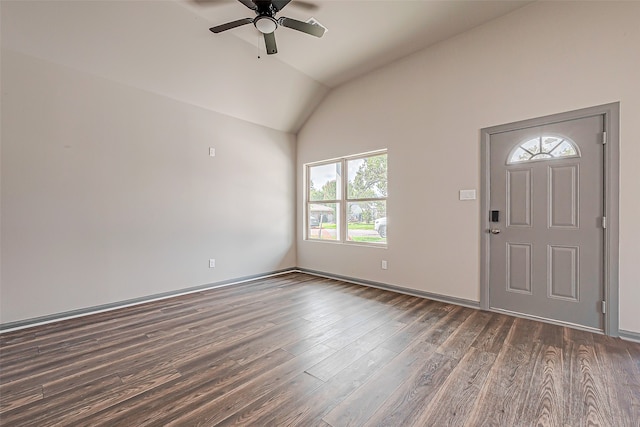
left=480, top=103, right=620, bottom=336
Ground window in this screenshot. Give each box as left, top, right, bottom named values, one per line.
left=508, top=136, right=580, bottom=164
left=306, top=151, right=387, bottom=245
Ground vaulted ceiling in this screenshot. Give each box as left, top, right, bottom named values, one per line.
left=1, top=1, right=531, bottom=133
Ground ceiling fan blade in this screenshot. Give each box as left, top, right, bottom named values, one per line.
left=271, top=0, right=292, bottom=12
left=210, top=18, right=253, bottom=33
left=278, top=17, right=325, bottom=37
left=264, top=32, right=278, bottom=55
left=236, top=0, right=257, bottom=10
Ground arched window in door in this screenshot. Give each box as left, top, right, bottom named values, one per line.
left=507, top=135, right=580, bottom=164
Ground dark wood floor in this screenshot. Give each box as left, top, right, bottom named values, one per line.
left=1, top=273, right=639, bottom=426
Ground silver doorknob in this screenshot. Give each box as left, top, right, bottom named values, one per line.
left=490, top=228, right=501, bottom=234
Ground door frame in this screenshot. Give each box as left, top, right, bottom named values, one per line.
left=480, top=103, right=620, bottom=336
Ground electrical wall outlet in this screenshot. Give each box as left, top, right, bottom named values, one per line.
left=209, top=259, right=216, bottom=268
left=209, top=147, right=216, bottom=157
left=381, top=260, right=388, bottom=270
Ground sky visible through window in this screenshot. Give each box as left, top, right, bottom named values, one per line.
left=309, top=162, right=341, bottom=194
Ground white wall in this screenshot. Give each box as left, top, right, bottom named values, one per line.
left=1, top=0, right=328, bottom=133
left=1, top=50, right=296, bottom=324
left=297, top=2, right=640, bottom=334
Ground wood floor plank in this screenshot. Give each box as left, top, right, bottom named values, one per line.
left=538, top=322, right=565, bottom=348
left=2, top=295, right=277, bottom=377
left=305, top=320, right=406, bottom=381
left=593, top=339, right=640, bottom=425
left=68, top=350, right=291, bottom=427
left=1, top=272, right=639, bottom=427
left=415, top=347, right=496, bottom=426
left=627, top=340, right=640, bottom=375
left=465, top=318, right=543, bottom=426
left=0, top=343, right=39, bottom=362
left=378, top=301, right=450, bottom=352
left=436, top=310, right=493, bottom=360
left=508, top=317, right=544, bottom=349
left=321, top=339, right=441, bottom=426
left=161, top=344, right=337, bottom=426
left=215, top=372, right=323, bottom=426
left=562, top=331, right=613, bottom=426
left=0, top=331, right=36, bottom=347
left=518, top=345, right=564, bottom=427
left=0, top=333, right=153, bottom=394
left=388, top=297, right=437, bottom=324
left=270, top=346, right=399, bottom=426
left=362, top=351, right=455, bottom=427
left=4, top=273, right=316, bottom=354
left=1, top=374, right=125, bottom=426
left=422, top=305, right=474, bottom=347
left=62, top=369, right=182, bottom=426
left=470, top=313, right=515, bottom=354
left=2, top=289, right=332, bottom=393
left=320, top=311, right=401, bottom=351
left=281, top=297, right=406, bottom=356
left=0, top=384, right=43, bottom=414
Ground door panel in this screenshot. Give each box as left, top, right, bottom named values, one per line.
left=549, top=165, right=579, bottom=228
left=506, top=169, right=532, bottom=227
left=548, top=245, right=579, bottom=301
left=506, top=243, right=532, bottom=294
left=489, top=115, right=604, bottom=330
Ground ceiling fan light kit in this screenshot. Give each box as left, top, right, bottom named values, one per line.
left=209, top=0, right=325, bottom=55
left=254, top=16, right=277, bottom=34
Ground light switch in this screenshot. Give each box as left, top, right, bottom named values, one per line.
left=459, top=189, right=476, bottom=200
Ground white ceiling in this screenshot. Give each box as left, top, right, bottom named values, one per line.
left=184, top=0, right=531, bottom=87
left=1, top=1, right=531, bottom=133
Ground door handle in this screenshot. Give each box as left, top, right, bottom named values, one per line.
left=490, top=228, right=501, bottom=234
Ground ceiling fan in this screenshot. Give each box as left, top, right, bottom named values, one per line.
left=209, top=0, right=326, bottom=55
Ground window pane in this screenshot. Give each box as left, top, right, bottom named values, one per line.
left=347, top=154, right=387, bottom=199
left=541, top=136, right=563, bottom=153
left=520, top=137, right=541, bottom=155
left=552, top=140, right=578, bottom=157
left=309, top=162, right=341, bottom=201
left=307, top=203, right=339, bottom=241
left=347, top=201, right=386, bottom=244
left=509, top=147, right=532, bottom=163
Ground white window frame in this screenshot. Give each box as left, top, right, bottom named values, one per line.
left=305, top=150, right=387, bottom=246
